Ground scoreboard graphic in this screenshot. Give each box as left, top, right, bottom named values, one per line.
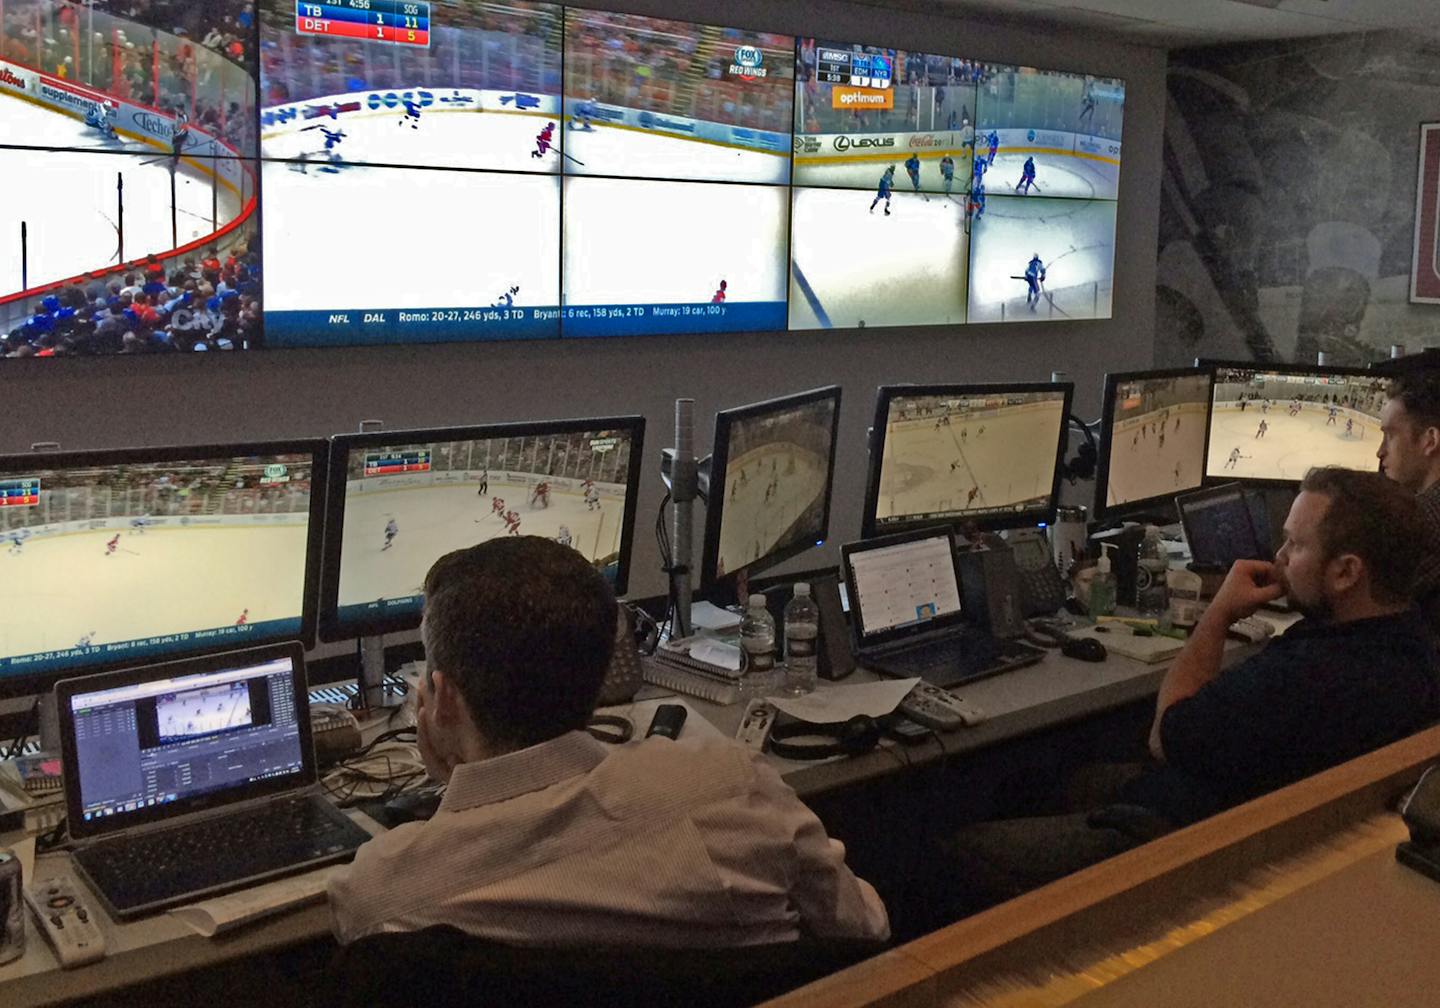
left=815, top=46, right=893, bottom=89
left=363, top=450, right=432, bottom=476
left=295, top=0, right=432, bottom=47
left=0, top=478, right=40, bottom=508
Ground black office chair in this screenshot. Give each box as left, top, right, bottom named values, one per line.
left=327, top=925, right=872, bottom=1008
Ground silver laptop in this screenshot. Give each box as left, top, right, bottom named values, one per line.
left=56, top=642, right=371, bottom=919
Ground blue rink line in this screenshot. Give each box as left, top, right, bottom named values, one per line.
left=265, top=308, right=560, bottom=346
left=790, top=261, right=832, bottom=328
left=0, top=617, right=302, bottom=680
left=561, top=301, right=787, bottom=338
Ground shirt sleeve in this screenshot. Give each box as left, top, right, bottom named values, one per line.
left=748, top=758, right=891, bottom=943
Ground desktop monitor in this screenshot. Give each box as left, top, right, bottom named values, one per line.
left=698, top=386, right=842, bottom=591
left=1094, top=367, right=1214, bottom=521
left=1204, top=361, right=1387, bottom=482
left=862, top=382, right=1074, bottom=538
left=0, top=440, right=327, bottom=699
left=319, top=417, right=645, bottom=642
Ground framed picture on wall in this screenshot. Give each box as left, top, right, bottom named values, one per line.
left=1411, top=122, right=1440, bottom=304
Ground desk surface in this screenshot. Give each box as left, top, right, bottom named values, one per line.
left=0, top=616, right=1276, bottom=1007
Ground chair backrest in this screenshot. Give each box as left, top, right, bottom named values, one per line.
left=328, top=925, right=871, bottom=1008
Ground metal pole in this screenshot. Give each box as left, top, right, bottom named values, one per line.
left=116, top=171, right=124, bottom=263
left=19, top=221, right=26, bottom=291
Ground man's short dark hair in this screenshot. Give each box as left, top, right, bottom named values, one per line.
left=1299, top=467, right=1424, bottom=606
left=1387, top=370, right=1440, bottom=431
left=422, top=537, right=617, bottom=750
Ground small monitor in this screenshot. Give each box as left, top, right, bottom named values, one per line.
left=1204, top=361, right=1387, bottom=482
left=0, top=441, right=327, bottom=699
left=320, top=417, right=644, bottom=642
left=1094, top=367, right=1213, bottom=521
left=862, top=382, right=1073, bottom=537
left=842, top=527, right=966, bottom=650
left=699, top=386, right=841, bottom=590
left=1175, top=483, right=1267, bottom=571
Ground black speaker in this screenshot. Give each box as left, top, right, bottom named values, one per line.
left=810, top=574, right=855, bottom=681
left=956, top=544, right=1024, bottom=639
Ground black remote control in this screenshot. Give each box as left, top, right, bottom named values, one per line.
left=646, top=703, right=687, bottom=740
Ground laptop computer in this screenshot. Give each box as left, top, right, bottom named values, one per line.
left=56, top=642, right=372, bottom=920
left=841, top=527, right=1046, bottom=688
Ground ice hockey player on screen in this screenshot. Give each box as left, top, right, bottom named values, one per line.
left=584, top=484, right=601, bottom=511
left=1016, top=156, right=1038, bottom=195
left=1225, top=446, right=1243, bottom=470
left=968, top=180, right=986, bottom=222
left=985, top=129, right=999, bottom=166
left=531, top=480, right=551, bottom=509
left=504, top=510, right=522, bottom=535
left=972, top=152, right=988, bottom=187
left=1328, top=405, right=1340, bottom=425
left=493, top=285, right=520, bottom=307
left=236, top=608, right=250, bottom=626
left=869, top=166, right=896, bottom=215
left=556, top=525, right=573, bottom=548
left=1256, top=419, right=1269, bottom=439
left=1080, top=86, right=1097, bottom=126
left=400, top=96, right=422, bottom=129
left=532, top=122, right=556, bottom=159
left=570, top=96, right=598, bottom=131
left=8, top=529, right=29, bottom=554
left=905, top=153, right=928, bottom=201
left=105, top=534, right=120, bottom=556
left=382, top=518, right=399, bottom=551
left=170, top=110, right=190, bottom=167
left=476, top=470, right=489, bottom=496
left=711, top=280, right=727, bottom=304
left=85, top=102, right=118, bottom=142
left=1023, top=254, right=1046, bottom=309
left=940, top=155, right=956, bottom=195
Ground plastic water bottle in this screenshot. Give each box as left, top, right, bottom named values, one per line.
left=739, top=594, right=778, bottom=699
left=782, top=583, right=820, bottom=696
left=1136, top=525, right=1169, bottom=620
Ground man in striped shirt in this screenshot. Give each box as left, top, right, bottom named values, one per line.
left=328, top=536, right=889, bottom=948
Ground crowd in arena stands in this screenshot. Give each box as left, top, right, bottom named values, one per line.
left=3, top=245, right=262, bottom=357
left=97, top=0, right=254, bottom=66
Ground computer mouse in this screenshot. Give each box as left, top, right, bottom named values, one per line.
left=1061, top=637, right=1108, bottom=662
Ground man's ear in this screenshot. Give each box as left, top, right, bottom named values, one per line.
left=1327, top=552, right=1364, bottom=595
left=427, top=669, right=464, bottom=725
left=1422, top=425, right=1440, bottom=460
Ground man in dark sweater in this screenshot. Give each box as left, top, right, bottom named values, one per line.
left=1377, top=369, right=1440, bottom=638
left=937, top=468, right=1440, bottom=913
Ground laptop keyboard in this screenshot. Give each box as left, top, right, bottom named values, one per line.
left=74, top=796, right=371, bottom=917
left=878, top=633, right=1042, bottom=686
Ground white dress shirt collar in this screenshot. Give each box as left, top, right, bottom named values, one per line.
left=439, top=730, right=610, bottom=813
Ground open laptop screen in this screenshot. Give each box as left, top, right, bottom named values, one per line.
left=61, top=647, right=311, bottom=837
left=847, top=532, right=964, bottom=643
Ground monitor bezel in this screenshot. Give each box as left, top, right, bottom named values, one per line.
left=1200, top=358, right=1385, bottom=485
left=319, top=415, right=646, bottom=643
left=698, top=385, right=843, bottom=593
left=1093, top=366, right=1215, bottom=522
left=0, top=439, right=328, bottom=701
left=861, top=381, right=1075, bottom=539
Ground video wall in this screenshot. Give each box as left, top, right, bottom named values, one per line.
left=0, top=1, right=1124, bottom=356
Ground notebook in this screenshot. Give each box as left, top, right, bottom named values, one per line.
left=842, top=528, right=1045, bottom=688
left=56, top=642, right=372, bottom=920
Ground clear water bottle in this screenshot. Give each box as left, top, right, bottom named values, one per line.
left=782, top=583, right=819, bottom=696
left=739, top=594, right=778, bottom=699
left=1136, top=525, right=1169, bottom=620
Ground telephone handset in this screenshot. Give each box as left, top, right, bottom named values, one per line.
left=1006, top=528, right=1068, bottom=618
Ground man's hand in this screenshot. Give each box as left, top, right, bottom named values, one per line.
left=1207, top=559, right=1285, bottom=626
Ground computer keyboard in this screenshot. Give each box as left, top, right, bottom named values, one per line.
left=877, top=633, right=1044, bottom=686
left=73, top=796, right=370, bottom=917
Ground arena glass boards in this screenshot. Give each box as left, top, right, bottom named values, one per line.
left=319, top=416, right=644, bottom=642
left=0, top=440, right=327, bottom=699
left=1094, top=367, right=1213, bottom=522
left=862, top=382, right=1074, bottom=538
left=1203, top=361, right=1387, bottom=483
left=698, top=385, right=842, bottom=593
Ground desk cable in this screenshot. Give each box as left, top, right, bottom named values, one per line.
left=321, top=726, right=427, bottom=807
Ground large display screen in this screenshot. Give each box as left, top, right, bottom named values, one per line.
left=322, top=419, right=642, bottom=639
left=1, top=2, right=1126, bottom=355
left=0, top=445, right=322, bottom=689
left=1206, top=365, right=1386, bottom=481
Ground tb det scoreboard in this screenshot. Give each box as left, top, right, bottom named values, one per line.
left=296, top=0, right=432, bottom=47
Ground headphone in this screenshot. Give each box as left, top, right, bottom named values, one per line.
left=767, top=714, right=883, bottom=761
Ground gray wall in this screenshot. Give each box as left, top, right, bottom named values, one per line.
left=3, top=0, right=1165, bottom=617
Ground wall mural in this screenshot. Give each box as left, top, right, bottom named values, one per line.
left=1157, top=33, right=1440, bottom=367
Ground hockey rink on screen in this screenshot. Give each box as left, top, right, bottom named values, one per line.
left=158, top=682, right=253, bottom=741
left=261, top=104, right=561, bottom=173
left=563, top=125, right=789, bottom=184
left=562, top=178, right=787, bottom=307
left=1205, top=405, right=1380, bottom=481
left=794, top=153, right=974, bottom=193
left=715, top=445, right=827, bottom=576
left=877, top=406, right=1063, bottom=519
left=1104, top=404, right=1209, bottom=508
left=789, top=186, right=968, bottom=329
left=337, top=479, right=621, bottom=608
left=262, top=164, right=559, bottom=312
left=0, top=132, right=241, bottom=295
left=968, top=197, right=1115, bottom=323
left=985, top=150, right=1117, bottom=200
left=0, top=525, right=307, bottom=659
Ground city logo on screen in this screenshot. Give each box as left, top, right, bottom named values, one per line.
left=834, top=135, right=894, bottom=151
left=729, top=46, right=768, bottom=79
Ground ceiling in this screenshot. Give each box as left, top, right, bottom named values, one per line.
left=889, top=0, right=1440, bottom=48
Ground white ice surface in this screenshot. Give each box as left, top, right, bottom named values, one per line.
left=262, top=163, right=559, bottom=311
left=563, top=178, right=787, bottom=305
left=714, top=446, right=827, bottom=577
left=563, top=124, right=789, bottom=185
left=338, top=478, right=622, bottom=607
left=1205, top=404, right=1379, bottom=481
left=789, top=187, right=967, bottom=329
left=1, top=98, right=239, bottom=297
left=877, top=406, right=1066, bottom=519
left=158, top=682, right=252, bottom=739
left=794, top=149, right=1116, bottom=200
left=1103, top=403, right=1209, bottom=510
left=0, top=525, right=308, bottom=659
left=967, top=197, right=1114, bottom=322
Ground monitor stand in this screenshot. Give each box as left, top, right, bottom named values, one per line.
left=357, top=633, right=402, bottom=710
left=36, top=692, right=61, bottom=754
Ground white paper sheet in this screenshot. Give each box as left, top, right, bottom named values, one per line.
left=769, top=678, right=920, bottom=724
